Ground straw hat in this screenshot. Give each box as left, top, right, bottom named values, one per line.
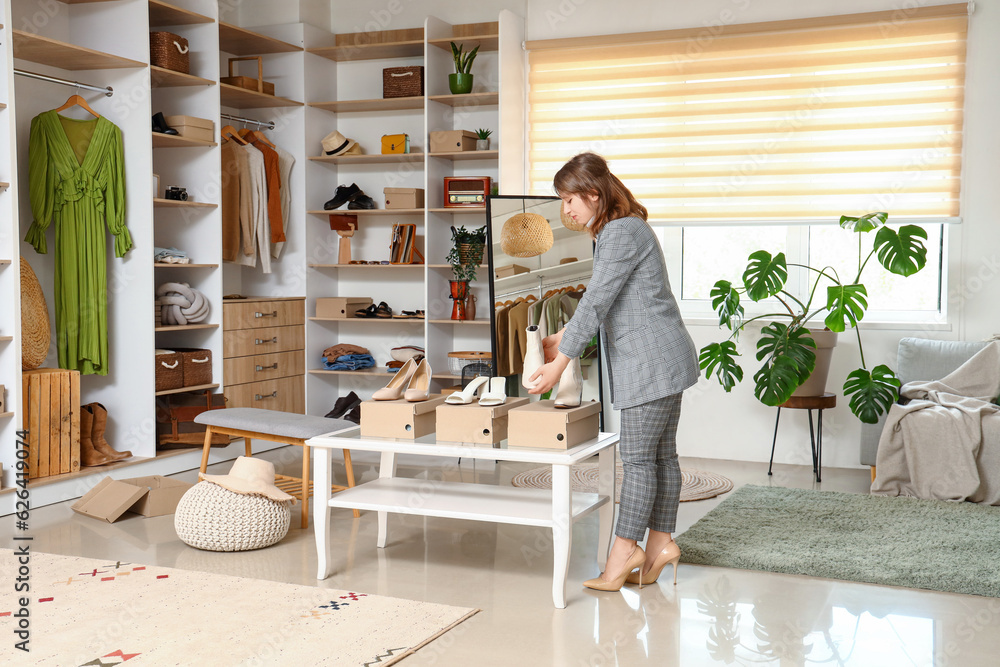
left=500, top=213, right=554, bottom=258
left=199, top=456, right=296, bottom=503
left=560, top=208, right=588, bottom=233
left=321, top=130, right=361, bottom=157
left=20, top=258, right=50, bottom=370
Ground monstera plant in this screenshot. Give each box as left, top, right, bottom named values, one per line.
left=699, top=212, right=928, bottom=423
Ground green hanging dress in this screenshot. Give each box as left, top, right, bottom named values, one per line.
left=25, top=110, right=133, bottom=376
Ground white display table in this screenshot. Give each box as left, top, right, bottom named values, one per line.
left=306, top=425, right=619, bottom=608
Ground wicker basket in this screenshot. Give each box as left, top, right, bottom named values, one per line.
left=176, top=348, right=212, bottom=386
left=155, top=349, right=184, bottom=392
left=383, top=66, right=424, bottom=98
left=150, top=31, right=189, bottom=74
left=447, top=351, right=492, bottom=375
left=20, top=258, right=50, bottom=371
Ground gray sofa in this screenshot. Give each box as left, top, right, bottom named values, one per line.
left=860, top=337, right=991, bottom=471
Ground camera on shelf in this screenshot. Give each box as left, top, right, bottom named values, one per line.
left=164, top=186, right=188, bottom=201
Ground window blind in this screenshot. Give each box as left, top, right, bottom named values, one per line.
left=526, top=4, right=968, bottom=224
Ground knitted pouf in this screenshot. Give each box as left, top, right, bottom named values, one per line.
left=174, top=481, right=292, bottom=552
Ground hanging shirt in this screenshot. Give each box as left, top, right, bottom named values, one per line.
left=247, top=137, right=285, bottom=244
left=221, top=139, right=251, bottom=262
left=232, top=143, right=271, bottom=273
left=271, top=145, right=295, bottom=259
left=25, top=110, right=132, bottom=375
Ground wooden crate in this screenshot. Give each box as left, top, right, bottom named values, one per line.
left=22, top=368, right=80, bottom=479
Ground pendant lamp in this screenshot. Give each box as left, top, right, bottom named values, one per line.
left=500, top=212, right=554, bottom=258
left=560, top=208, right=587, bottom=232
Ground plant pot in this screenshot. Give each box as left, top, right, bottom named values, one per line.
left=449, top=280, right=468, bottom=320
left=449, top=73, right=474, bottom=94
left=792, top=329, right=839, bottom=397
left=457, top=243, right=483, bottom=267
left=476, top=139, right=490, bottom=150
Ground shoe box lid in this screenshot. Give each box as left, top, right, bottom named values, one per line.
left=71, top=475, right=193, bottom=522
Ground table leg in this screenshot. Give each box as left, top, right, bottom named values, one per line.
left=314, top=447, right=333, bottom=580
left=768, top=408, right=781, bottom=475
left=551, top=464, right=572, bottom=609
left=376, top=450, right=397, bottom=549
left=807, top=409, right=818, bottom=475
left=597, top=446, right=615, bottom=570
left=301, top=444, right=310, bottom=529
left=816, top=409, right=824, bottom=482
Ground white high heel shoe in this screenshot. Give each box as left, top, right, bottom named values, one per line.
left=403, top=358, right=432, bottom=402
left=522, top=325, right=544, bottom=390
left=554, top=356, right=583, bottom=408
left=445, top=375, right=490, bottom=405
left=373, top=358, right=416, bottom=400
left=478, top=377, right=508, bottom=406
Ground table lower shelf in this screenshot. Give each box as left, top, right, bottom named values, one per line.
left=326, top=477, right=608, bottom=528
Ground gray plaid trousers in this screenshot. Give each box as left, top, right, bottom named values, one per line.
left=615, top=393, right=684, bottom=540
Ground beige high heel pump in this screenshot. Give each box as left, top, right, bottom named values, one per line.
left=583, top=546, right=646, bottom=591
left=626, top=541, right=680, bottom=585
left=373, top=358, right=417, bottom=400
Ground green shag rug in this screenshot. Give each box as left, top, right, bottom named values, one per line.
left=675, top=484, right=1000, bottom=598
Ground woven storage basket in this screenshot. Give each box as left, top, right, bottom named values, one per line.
left=20, top=258, right=50, bottom=371
left=447, top=350, right=492, bottom=375
left=176, top=348, right=212, bottom=386
left=383, top=65, right=424, bottom=98
left=174, top=481, right=291, bottom=552
left=155, top=349, right=184, bottom=392
left=500, top=213, right=554, bottom=258
left=150, top=31, right=189, bottom=74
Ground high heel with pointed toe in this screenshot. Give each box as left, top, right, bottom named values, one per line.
left=403, top=358, right=432, bottom=402
left=445, top=375, right=490, bottom=405
left=583, top=546, right=646, bottom=592
left=626, top=541, right=681, bottom=585
left=373, top=358, right=417, bottom=400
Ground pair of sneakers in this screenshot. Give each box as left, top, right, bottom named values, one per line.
left=324, top=183, right=375, bottom=210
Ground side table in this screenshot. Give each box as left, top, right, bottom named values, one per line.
left=768, top=393, right=836, bottom=482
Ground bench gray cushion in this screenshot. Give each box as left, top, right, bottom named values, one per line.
left=194, top=408, right=353, bottom=439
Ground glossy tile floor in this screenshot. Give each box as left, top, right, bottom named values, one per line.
left=9, top=451, right=1000, bottom=666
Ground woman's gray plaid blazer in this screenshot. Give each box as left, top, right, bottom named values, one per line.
left=558, top=216, right=698, bottom=409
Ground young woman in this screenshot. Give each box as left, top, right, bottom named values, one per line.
left=529, top=152, right=698, bottom=591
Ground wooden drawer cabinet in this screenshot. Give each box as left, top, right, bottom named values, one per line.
left=223, top=297, right=305, bottom=413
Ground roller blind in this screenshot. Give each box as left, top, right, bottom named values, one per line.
left=527, top=4, right=969, bottom=224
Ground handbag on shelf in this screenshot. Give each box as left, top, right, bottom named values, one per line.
left=389, top=223, right=424, bottom=265
left=381, top=133, right=410, bottom=154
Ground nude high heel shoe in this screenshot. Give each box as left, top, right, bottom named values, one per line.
left=553, top=356, right=583, bottom=408
left=583, top=546, right=646, bottom=591
left=521, top=325, right=544, bottom=390
left=373, top=358, right=417, bottom=400
left=403, top=359, right=432, bottom=402
left=626, top=541, right=680, bottom=585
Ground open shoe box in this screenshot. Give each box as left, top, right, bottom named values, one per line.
left=71, top=475, right=192, bottom=523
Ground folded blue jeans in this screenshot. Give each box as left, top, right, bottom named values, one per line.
left=323, top=353, right=375, bottom=371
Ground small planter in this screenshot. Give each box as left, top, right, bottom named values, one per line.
left=449, top=73, right=474, bottom=94
left=449, top=280, right=469, bottom=320
left=791, top=329, right=839, bottom=397
left=457, top=243, right=484, bottom=267
left=476, top=139, right=490, bottom=150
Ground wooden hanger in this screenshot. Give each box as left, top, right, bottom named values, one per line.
left=221, top=125, right=248, bottom=145
left=239, top=126, right=276, bottom=148
left=54, top=94, right=99, bottom=118
left=524, top=294, right=538, bottom=303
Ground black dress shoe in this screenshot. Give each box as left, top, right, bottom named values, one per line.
left=152, top=112, right=178, bottom=135
left=325, top=391, right=362, bottom=419
left=344, top=404, right=361, bottom=424
left=347, top=192, right=376, bottom=210
left=324, top=183, right=360, bottom=210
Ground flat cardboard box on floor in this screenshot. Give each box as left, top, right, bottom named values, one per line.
left=507, top=400, right=602, bottom=450
left=316, top=297, right=373, bottom=319
left=384, top=187, right=425, bottom=209
left=71, top=475, right=193, bottom=522
left=436, top=396, right=529, bottom=445
left=361, top=395, right=448, bottom=439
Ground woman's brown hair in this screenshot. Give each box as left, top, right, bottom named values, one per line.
left=553, top=152, right=647, bottom=238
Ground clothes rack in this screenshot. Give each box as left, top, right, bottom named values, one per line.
left=495, top=274, right=589, bottom=301
left=13, top=68, right=113, bottom=97
left=220, top=113, right=275, bottom=130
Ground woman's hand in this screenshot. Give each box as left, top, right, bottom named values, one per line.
left=528, top=352, right=570, bottom=395
left=542, top=328, right=566, bottom=363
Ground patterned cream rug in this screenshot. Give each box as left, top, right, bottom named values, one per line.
left=0, top=550, right=477, bottom=666
left=511, top=465, right=734, bottom=502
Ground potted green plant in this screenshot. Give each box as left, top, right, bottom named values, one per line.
left=449, top=42, right=479, bottom=94
left=446, top=225, right=487, bottom=320
left=698, top=212, right=928, bottom=423
left=475, top=128, right=492, bottom=150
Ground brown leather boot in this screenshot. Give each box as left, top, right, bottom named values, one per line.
left=80, top=404, right=114, bottom=467
left=88, top=402, right=131, bottom=460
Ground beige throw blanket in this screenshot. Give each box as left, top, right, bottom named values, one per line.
left=871, top=341, right=1000, bottom=503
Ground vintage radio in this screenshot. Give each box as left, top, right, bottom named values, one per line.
left=443, top=177, right=491, bottom=208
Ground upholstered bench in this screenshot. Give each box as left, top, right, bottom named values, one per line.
left=196, top=408, right=359, bottom=528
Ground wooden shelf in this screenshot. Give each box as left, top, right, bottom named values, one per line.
left=428, top=207, right=487, bottom=213
left=153, top=198, right=217, bottom=208
left=220, top=83, right=302, bottom=109
left=430, top=150, right=498, bottom=161
left=308, top=28, right=424, bottom=62
left=428, top=24, right=499, bottom=53
left=0, top=335, right=13, bottom=342
left=309, top=367, right=395, bottom=377
left=152, top=132, right=217, bottom=148
left=309, top=263, right=423, bottom=269
left=12, top=30, right=146, bottom=70
left=155, top=382, right=220, bottom=397
left=155, top=323, right=219, bottom=332
left=0, top=259, right=10, bottom=265
left=428, top=92, right=499, bottom=108
left=428, top=319, right=490, bottom=325
left=308, top=153, right=424, bottom=165
left=0, top=412, right=13, bottom=420
left=432, top=373, right=464, bottom=381
left=219, top=22, right=302, bottom=55
left=154, top=263, right=219, bottom=268
left=148, top=0, right=213, bottom=26
left=428, top=264, right=485, bottom=269
left=0, top=182, right=8, bottom=190
left=308, top=317, right=423, bottom=324
left=306, top=209, right=424, bottom=216
left=308, top=96, right=424, bottom=113
left=150, top=65, right=216, bottom=88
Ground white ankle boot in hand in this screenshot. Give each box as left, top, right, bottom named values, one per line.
left=553, top=356, right=583, bottom=408
left=522, top=325, right=544, bottom=390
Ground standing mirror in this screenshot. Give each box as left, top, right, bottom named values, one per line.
left=485, top=195, right=604, bottom=424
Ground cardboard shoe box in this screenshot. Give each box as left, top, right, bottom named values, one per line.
left=436, top=396, right=529, bottom=445
left=360, top=395, right=448, bottom=439
left=165, top=115, right=215, bottom=143
left=384, top=187, right=425, bottom=210
left=430, top=130, right=477, bottom=153
left=507, top=400, right=602, bottom=450
left=71, top=475, right=193, bottom=523
left=316, top=297, right=373, bottom=319
left=495, top=263, right=530, bottom=278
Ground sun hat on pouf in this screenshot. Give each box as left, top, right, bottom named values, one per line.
left=199, top=456, right=295, bottom=503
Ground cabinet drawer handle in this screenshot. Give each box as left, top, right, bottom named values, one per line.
left=255, top=311, right=278, bottom=318
left=255, top=363, right=279, bottom=372
left=255, top=337, right=278, bottom=345
left=254, top=391, right=278, bottom=400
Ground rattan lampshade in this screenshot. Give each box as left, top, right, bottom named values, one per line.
left=20, top=258, right=50, bottom=370
left=500, top=213, right=554, bottom=258
left=560, top=208, right=588, bottom=232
